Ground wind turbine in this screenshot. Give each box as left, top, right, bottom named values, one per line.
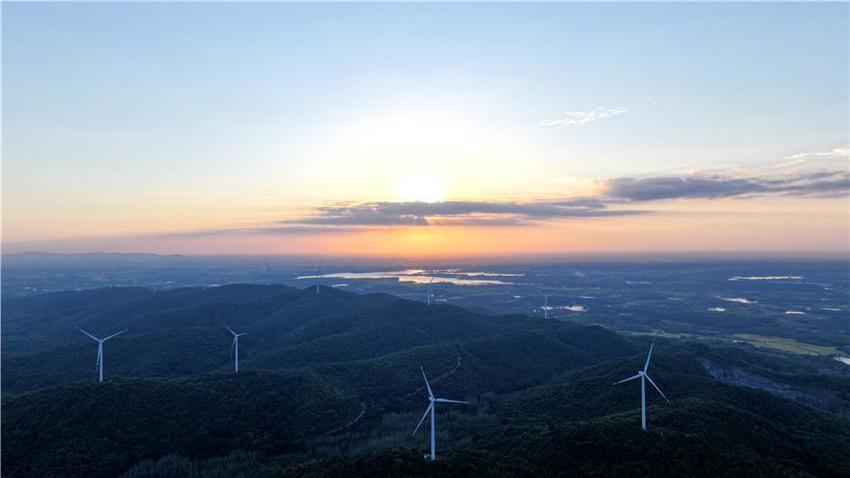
left=315, top=264, right=322, bottom=294
left=223, top=323, right=248, bottom=372
left=413, top=366, right=468, bottom=461
left=614, top=341, right=670, bottom=430
left=426, top=277, right=435, bottom=306
left=79, top=328, right=124, bottom=383
left=542, top=293, right=552, bottom=319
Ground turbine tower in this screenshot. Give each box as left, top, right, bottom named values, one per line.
left=542, top=293, right=551, bottom=319
left=224, top=323, right=247, bottom=372
left=412, top=366, right=468, bottom=461
left=315, top=265, right=322, bottom=294
left=426, top=277, right=435, bottom=306
left=614, top=341, right=670, bottom=430
left=79, top=328, right=124, bottom=383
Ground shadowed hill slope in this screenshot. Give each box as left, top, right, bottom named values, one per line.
left=3, top=285, right=850, bottom=478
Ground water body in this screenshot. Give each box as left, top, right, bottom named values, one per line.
left=729, top=275, right=803, bottom=281
left=297, top=270, right=516, bottom=286
left=721, top=297, right=758, bottom=304
left=559, top=305, right=587, bottom=312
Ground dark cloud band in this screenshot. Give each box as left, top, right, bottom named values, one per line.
left=603, top=171, right=849, bottom=201
left=154, top=168, right=849, bottom=236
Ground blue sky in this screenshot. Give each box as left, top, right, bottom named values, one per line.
left=3, top=2, right=848, bottom=255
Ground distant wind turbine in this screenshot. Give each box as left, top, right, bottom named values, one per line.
left=413, top=366, right=468, bottom=461
left=223, top=323, right=248, bottom=372
left=542, top=293, right=552, bottom=319
left=614, top=341, right=670, bottom=430
left=79, top=328, right=124, bottom=383
left=426, top=277, right=435, bottom=306
left=315, top=265, right=322, bottom=294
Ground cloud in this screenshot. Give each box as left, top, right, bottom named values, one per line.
left=154, top=225, right=353, bottom=238
left=602, top=170, right=849, bottom=201
left=287, top=200, right=646, bottom=227
left=786, top=147, right=850, bottom=160
left=152, top=163, right=848, bottom=239
left=540, top=107, right=627, bottom=128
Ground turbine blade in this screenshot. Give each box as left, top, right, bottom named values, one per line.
left=434, top=398, right=468, bottom=404
left=223, top=323, right=236, bottom=336
left=614, top=373, right=642, bottom=385
left=79, top=328, right=100, bottom=341
left=412, top=403, right=433, bottom=436
left=644, top=341, right=654, bottom=372
left=103, top=330, right=124, bottom=341
left=96, top=346, right=102, bottom=369
left=231, top=337, right=237, bottom=357
left=645, top=374, right=670, bottom=403
left=421, top=367, right=434, bottom=398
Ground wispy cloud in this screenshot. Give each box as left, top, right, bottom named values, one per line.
left=786, top=146, right=849, bottom=160
left=540, top=107, right=627, bottom=128
left=154, top=225, right=350, bottom=238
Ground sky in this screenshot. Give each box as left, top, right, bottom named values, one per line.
left=3, top=2, right=848, bottom=258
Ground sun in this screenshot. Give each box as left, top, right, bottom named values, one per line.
left=397, top=176, right=444, bottom=203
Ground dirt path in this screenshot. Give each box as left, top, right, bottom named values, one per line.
left=323, top=402, right=367, bottom=435
left=326, top=351, right=467, bottom=435
left=403, top=353, right=464, bottom=399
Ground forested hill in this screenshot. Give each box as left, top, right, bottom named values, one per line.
left=3, top=285, right=850, bottom=477
left=2, top=284, right=536, bottom=392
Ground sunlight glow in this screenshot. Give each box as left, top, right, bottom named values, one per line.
left=396, top=176, right=444, bottom=203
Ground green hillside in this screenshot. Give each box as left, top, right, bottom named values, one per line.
left=2, top=371, right=360, bottom=478
left=3, top=285, right=849, bottom=477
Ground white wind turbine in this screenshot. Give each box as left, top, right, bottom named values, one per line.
left=79, top=328, right=124, bottom=383
left=614, top=341, right=670, bottom=430
left=542, top=293, right=552, bottom=319
left=315, top=265, right=322, bottom=294
left=413, top=366, right=468, bottom=461
left=426, top=277, right=435, bottom=306
left=224, top=323, right=248, bottom=372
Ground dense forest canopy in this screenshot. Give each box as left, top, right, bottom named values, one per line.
left=3, top=285, right=849, bottom=477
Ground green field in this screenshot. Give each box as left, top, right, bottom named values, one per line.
left=733, top=334, right=839, bottom=356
